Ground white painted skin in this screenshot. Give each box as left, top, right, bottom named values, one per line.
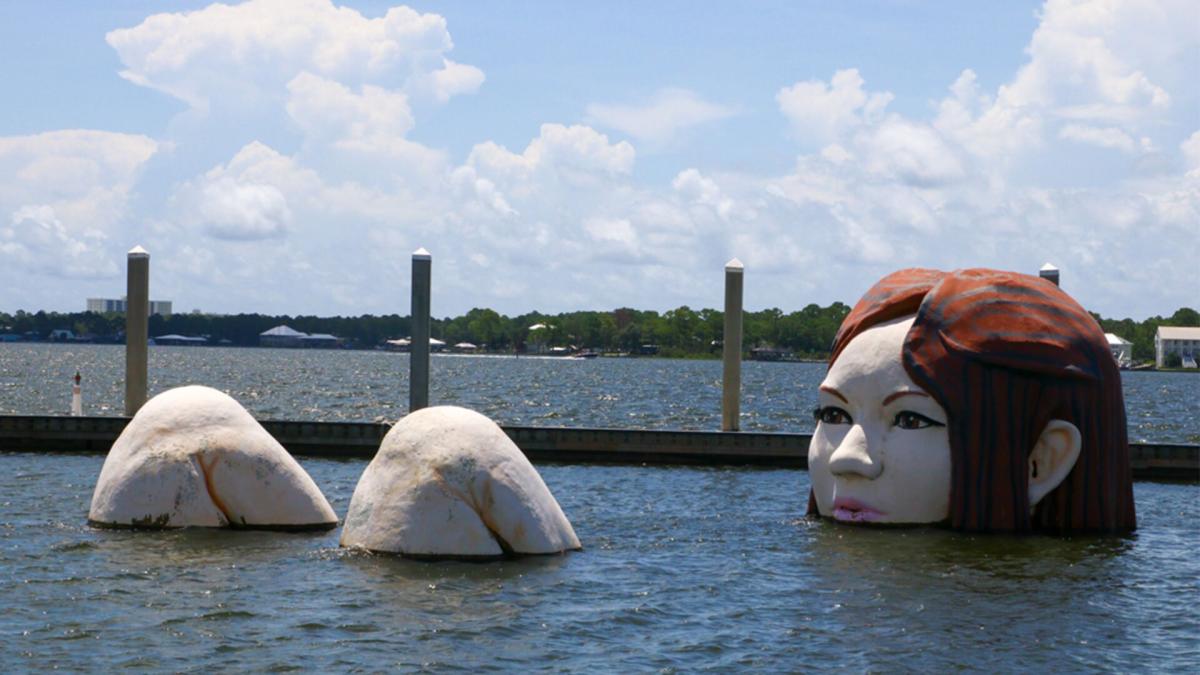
left=340, top=406, right=581, bottom=558
left=88, top=385, right=337, bottom=529
left=808, top=315, right=953, bottom=524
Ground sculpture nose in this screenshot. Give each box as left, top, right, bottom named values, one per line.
left=827, top=424, right=882, bottom=479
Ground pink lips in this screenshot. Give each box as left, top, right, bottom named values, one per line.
left=832, top=497, right=885, bottom=523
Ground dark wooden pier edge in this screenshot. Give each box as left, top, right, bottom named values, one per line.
left=0, top=414, right=1195, bottom=482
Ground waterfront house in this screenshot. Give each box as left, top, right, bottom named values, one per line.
left=300, top=333, right=341, bottom=349
left=1104, top=333, right=1133, bottom=368
left=1155, top=326, right=1200, bottom=368
left=259, top=325, right=308, bottom=348
left=383, top=337, right=446, bottom=352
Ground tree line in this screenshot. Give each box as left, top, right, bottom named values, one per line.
left=1, top=304, right=1196, bottom=362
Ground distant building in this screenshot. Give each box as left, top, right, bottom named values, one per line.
left=259, top=325, right=308, bottom=348
left=1104, top=333, right=1132, bottom=368
left=300, top=333, right=340, bottom=348
left=87, top=297, right=172, bottom=317
left=1155, top=326, right=1200, bottom=368
left=259, top=325, right=343, bottom=349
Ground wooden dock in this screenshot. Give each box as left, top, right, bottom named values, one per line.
left=0, top=414, right=1195, bottom=481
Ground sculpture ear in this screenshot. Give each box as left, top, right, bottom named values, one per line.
left=1028, top=419, right=1081, bottom=508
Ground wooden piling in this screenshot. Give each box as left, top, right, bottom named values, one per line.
left=410, top=248, right=432, bottom=412
left=1039, top=262, right=1060, bottom=286
left=722, top=258, right=744, bottom=431
left=124, top=246, right=149, bottom=416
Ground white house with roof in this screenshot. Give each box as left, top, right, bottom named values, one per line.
left=1155, top=326, right=1200, bottom=368
left=1104, top=333, right=1132, bottom=368
left=259, top=325, right=308, bottom=348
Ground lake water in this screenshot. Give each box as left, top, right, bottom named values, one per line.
left=1, top=343, right=1198, bottom=442
left=1, top=344, right=1197, bottom=670
left=2, top=455, right=1197, bottom=671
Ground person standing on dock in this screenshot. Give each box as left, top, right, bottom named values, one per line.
left=71, top=371, right=82, bottom=416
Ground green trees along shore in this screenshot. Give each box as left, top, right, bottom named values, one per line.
left=1, top=305, right=1196, bottom=363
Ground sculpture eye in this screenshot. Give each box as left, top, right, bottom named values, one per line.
left=813, top=406, right=852, bottom=425
left=893, top=411, right=944, bottom=430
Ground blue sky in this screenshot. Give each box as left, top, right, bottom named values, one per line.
left=1, top=1, right=1196, bottom=319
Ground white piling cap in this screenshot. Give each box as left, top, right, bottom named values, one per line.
left=725, top=257, right=744, bottom=272
left=1040, top=262, right=1058, bottom=272
left=128, top=245, right=149, bottom=258
left=412, top=247, right=431, bottom=260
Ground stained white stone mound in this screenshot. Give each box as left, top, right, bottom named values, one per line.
left=88, top=385, right=337, bottom=530
left=340, top=406, right=581, bottom=558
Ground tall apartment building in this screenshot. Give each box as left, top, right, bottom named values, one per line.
left=86, top=297, right=173, bottom=317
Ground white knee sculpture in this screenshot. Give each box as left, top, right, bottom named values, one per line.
left=340, top=406, right=580, bottom=558
left=89, top=385, right=337, bottom=530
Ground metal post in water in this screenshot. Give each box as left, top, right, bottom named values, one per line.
left=1039, top=262, right=1060, bottom=287
left=124, top=246, right=150, bottom=416
left=722, top=258, right=744, bottom=432
left=409, top=248, right=432, bottom=412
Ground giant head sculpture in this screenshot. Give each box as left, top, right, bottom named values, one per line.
left=807, top=268, right=1136, bottom=533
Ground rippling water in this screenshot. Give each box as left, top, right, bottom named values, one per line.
left=1, top=343, right=1197, bottom=442
left=1, top=455, right=1196, bottom=670
left=1, top=344, right=1198, bottom=669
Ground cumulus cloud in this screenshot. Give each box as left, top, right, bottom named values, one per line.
left=171, top=142, right=298, bottom=240
left=1181, top=131, right=1200, bottom=172
left=0, top=205, right=120, bottom=279
left=105, top=0, right=480, bottom=111
left=468, top=123, right=635, bottom=187
left=1058, top=124, right=1138, bottom=152
left=757, top=0, right=1198, bottom=316
left=776, top=69, right=892, bottom=144
left=7, top=0, right=1196, bottom=319
left=286, top=71, right=415, bottom=142
left=0, top=130, right=156, bottom=289
left=585, top=88, right=737, bottom=144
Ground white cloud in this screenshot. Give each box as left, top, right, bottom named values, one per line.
left=1181, top=131, right=1200, bottom=173
left=776, top=69, right=892, bottom=144
left=424, top=59, right=486, bottom=103
left=468, top=123, right=635, bottom=189
left=7, top=0, right=1197, bottom=319
left=585, top=88, right=737, bottom=144
left=105, top=0, right=479, bottom=111
left=0, top=130, right=157, bottom=286
left=1058, top=124, right=1137, bottom=152
left=673, top=169, right=735, bottom=220
left=1, top=205, right=119, bottom=279
left=859, top=118, right=966, bottom=187
left=171, top=142, right=299, bottom=240
left=1003, top=0, right=1172, bottom=118
left=286, top=71, right=415, bottom=143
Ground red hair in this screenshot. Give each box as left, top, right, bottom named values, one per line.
left=813, top=268, right=1136, bottom=533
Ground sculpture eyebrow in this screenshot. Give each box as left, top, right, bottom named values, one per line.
left=882, top=390, right=931, bottom=406
left=818, top=386, right=848, bottom=403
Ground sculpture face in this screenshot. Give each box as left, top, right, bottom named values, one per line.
left=808, top=315, right=952, bottom=525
